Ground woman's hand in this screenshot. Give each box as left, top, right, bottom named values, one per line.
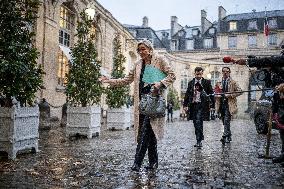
left=153, top=82, right=162, bottom=90
left=99, top=76, right=110, bottom=83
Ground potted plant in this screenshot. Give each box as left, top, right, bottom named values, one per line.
left=65, top=11, right=103, bottom=138
left=105, top=35, right=131, bottom=130
left=0, top=0, right=43, bottom=159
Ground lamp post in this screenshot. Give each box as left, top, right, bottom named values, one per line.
left=85, top=7, right=96, bottom=21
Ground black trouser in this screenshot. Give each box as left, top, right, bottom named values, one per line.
left=192, top=103, right=204, bottom=143
left=220, top=100, right=231, bottom=138
left=167, top=111, right=173, bottom=121
left=134, top=114, right=158, bottom=167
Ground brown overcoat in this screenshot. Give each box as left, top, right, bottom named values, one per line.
left=215, top=78, right=242, bottom=116
left=106, top=53, right=176, bottom=142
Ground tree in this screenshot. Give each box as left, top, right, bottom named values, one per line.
left=65, top=11, right=103, bottom=107
left=105, top=35, right=129, bottom=108
left=0, top=0, right=44, bottom=107
left=167, top=87, right=180, bottom=110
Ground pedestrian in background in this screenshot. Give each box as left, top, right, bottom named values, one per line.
left=167, top=101, right=174, bottom=122
left=183, top=67, right=215, bottom=148
left=215, top=67, right=242, bottom=144
left=213, top=82, right=222, bottom=119
left=100, top=39, right=176, bottom=171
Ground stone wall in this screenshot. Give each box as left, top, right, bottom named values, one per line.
left=34, top=0, right=138, bottom=118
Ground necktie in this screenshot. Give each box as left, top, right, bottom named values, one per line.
left=222, top=80, right=227, bottom=92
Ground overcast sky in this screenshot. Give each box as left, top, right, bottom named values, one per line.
left=96, top=0, right=284, bottom=30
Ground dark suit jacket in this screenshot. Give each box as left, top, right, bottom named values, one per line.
left=183, top=78, right=215, bottom=121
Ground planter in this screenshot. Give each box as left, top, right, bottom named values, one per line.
left=66, top=106, right=101, bottom=138
left=107, top=107, right=131, bottom=130
left=0, top=106, right=39, bottom=159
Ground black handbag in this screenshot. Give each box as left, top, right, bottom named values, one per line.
left=139, top=93, right=166, bottom=118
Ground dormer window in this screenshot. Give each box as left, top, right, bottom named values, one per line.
left=204, top=38, right=213, bottom=48
left=192, top=29, right=198, bottom=36
left=268, top=18, right=277, bottom=29
left=229, top=21, right=237, bottom=31
left=209, top=28, right=215, bottom=34
left=248, top=20, right=257, bottom=30
left=178, top=31, right=184, bottom=37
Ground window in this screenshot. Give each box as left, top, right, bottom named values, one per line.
left=178, top=31, right=184, bottom=37
left=186, top=39, right=194, bottom=50
left=162, top=32, right=169, bottom=38
left=248, top=20, right=257, bottom=30
left=171, top=40, right=177, bottom=50
left=59, top=6, right=74, bottom=47
left=181, top=78, right=188, bottom=91
left=192, top=29, right=198, bottom=35
left=268, top=33, right=277, bottom=46
left=248, top=35, right=257, bottom=48
left=59, top=30, right=70, bottom=47
left=181, top=70, right=189, bottom=91
left=229, top=21, right=237, bottom=31
left=60, top=6, right=74, bottom=30
left=268, top=18, right=277, bottom=29
left=209, top=28, right=215, bottom=34
left=58, top=5, right=74, bottom=86
left=204, top=38, right=213, bottom=48
left=228, top=36, right=237, bottom=48
left=57, top=51, right=69, bottom=86
left=210, top=71, right=220, bottom=87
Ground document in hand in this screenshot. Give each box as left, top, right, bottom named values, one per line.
left=142, top=65, right=166, bottom=84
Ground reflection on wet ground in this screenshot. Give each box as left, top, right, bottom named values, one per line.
left=0, top=119, right=284, bottom=188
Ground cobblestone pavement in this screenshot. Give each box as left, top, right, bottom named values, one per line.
left=0, top=119, right=284, bottom=189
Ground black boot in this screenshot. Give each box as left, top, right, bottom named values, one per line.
left=131, top=163, right=141, bottom=171
left=194, top=141, right=202, bottom=148
left=227, top=135, right=232, bottom=142
left=272, top=154, right=284, bottom=163
left=220, top=136, right=226, bottom=145
left=145, top=162, right=158, bottom=170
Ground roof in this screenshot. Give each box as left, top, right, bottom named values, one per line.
left=224, top=10, right=284, bottom=21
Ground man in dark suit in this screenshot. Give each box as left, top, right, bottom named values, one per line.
left=183, top=67, right=215, bottom=148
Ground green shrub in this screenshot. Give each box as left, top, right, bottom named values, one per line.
left=65, top=11, right=103, bottom=107
left=0, top=0, right=43, bottom=107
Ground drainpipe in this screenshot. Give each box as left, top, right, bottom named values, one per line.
left=40, top=0, right=47, bottom=99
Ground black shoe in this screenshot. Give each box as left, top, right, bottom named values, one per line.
left=220, top=137, right=226, bottom=144
left=145, top=162, right=158, bottom=170
left=194, top=142, right=202, bottom=148
left=272, top=155, right=284, bottom=163
left=225, top=137, right=231, bottom=143
left=131, top=163, right=141, bottom=171
left=228, top=136, right=232, bottom=142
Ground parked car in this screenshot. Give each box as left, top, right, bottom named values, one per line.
left=253, top=94, right=277, bottom=134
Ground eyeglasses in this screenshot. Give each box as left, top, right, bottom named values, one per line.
left=222, top=71, right=230, bottom=73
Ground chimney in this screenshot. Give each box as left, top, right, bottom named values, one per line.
left=201, top=9, right=207, bottom=34
left=142, top=16, right=148, bottom=27
left=218, top=6, right=226, bottom=21
left=171, top=16, right=178, bottom=37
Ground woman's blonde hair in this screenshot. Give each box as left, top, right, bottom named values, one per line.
left=137, top=39, right=153, bottom=52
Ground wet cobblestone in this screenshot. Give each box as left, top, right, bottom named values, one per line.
left=0, top=119, right=284, bottom=188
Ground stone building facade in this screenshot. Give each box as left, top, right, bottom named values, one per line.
left=128, top=7, right=284, bottom=118
left=34, top=0, right=138, bottom=117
